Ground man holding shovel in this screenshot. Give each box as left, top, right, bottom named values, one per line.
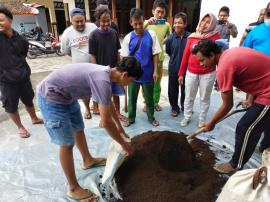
left=192, top=40, right=270, bottom=174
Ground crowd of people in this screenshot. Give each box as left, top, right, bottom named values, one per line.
left=0, top=0, right=270, bottom=201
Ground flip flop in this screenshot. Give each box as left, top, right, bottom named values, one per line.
left=18, top=128, right=31, bottom=138
left=151, top=120, right=160, bottom=127
left=123, top=120, right=135, bottom=127
left=81, top=158, right=106, bottom=170
left=67, top=189, right=97, bottom=201
left=171, top=111, right=179, bottom=117
left=32, top=118, right=43, bottom=124
left=84, top=111, right=92, bottom=119
left=92, top=111, right=100, bottom=115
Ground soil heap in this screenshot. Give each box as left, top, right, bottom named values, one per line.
left=115, top=131, right=226, bottom=202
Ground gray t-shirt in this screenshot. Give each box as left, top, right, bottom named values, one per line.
left=37, top=63, right=112, bottom=105
left=216, top=23, right=238, bottom=42
left=61, top=23, right=97, bottom=63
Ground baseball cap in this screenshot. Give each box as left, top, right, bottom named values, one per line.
left=69, top=8, right=85, bottom=17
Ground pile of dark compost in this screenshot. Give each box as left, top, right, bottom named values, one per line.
left=115, top=131, right=227, bottom=202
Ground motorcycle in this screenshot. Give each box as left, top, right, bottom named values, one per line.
left=27, top=33, right=65, bottom=59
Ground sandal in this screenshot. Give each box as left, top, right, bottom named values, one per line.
left=151, top=120, right=160, bottom=127
left=67, top=189, right=97, bottom=201
left=82, top=158, right=106, bottom=170
left=123, top=120, right=135, bottom=127
left=171, top=110, right=179, bottom=117
left=155, top=105, right=162, bottom=111
left=18, top=128, right=30, bottom=138
left=84, top=111, right=92, bottom=119
left=32, top=118, right=43, bottom=124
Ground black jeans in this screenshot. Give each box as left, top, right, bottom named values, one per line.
left=230, top=103, right=270, bottom=169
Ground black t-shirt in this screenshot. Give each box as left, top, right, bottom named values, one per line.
left=0, top=30, right=31, bottom=84
left=89, top=28, right=121, bottom=67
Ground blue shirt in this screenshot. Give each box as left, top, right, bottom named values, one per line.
left=129, top=31, right=154, bottom=83
left=165, top=31, right=190, bottom=76
left=242, top=23, right=270, bottom=56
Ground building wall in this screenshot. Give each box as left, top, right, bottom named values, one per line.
left=201, top=0, right=269, bottom=47
left=12, top=8, right=48, bottom=34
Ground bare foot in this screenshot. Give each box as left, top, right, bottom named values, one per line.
left=18, top=128, right=30, bottom=138
left=32, top=117, right=43, bottom=124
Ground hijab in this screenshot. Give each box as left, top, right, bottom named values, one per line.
left=189, top=13, right=218, bottom=39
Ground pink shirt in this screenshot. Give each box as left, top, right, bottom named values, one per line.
left=217, top=47, right=270, bottom=105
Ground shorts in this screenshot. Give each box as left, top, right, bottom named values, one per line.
left=37, top=94, right=84, bottom=146
left=112, top=82, right=125, bottom=96
left=0, top=80, right=34, bottom=113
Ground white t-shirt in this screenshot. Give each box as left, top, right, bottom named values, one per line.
left=120, top=30, right=161, bottom=57
left=61, top=23, right=97, bottom=63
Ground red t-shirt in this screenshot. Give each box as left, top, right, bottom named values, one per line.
left=217, top=47, right=270, bottom=105
left=178, top=33, right=220, bottom=76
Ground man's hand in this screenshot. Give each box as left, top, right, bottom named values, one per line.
left=178, top=76, right=184, bottom=85
left=203, top=122, right=215, bottom=132
left=153, top=71, right=158, bottom=82
left=121, top=141, right=134, bottom=156
left=240, top=100, right=252, bottom=109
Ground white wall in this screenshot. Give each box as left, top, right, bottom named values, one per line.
left=200, top=0, right=269, bottom=47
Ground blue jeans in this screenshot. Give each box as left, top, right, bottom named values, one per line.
left=37, top=95, right=84, bottom=146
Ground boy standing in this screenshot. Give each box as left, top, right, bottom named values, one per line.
left=89, top=7, right=126, bottom=122
left=166, top=12, right=190, bottom=117
left=120, top=8, right=161, bottom=127
left=144, top=0, right=172, bottom=111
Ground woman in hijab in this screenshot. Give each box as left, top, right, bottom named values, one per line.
left=178, top=13, right=220, bottom=128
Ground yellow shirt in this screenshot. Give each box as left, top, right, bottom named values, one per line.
left=145, top=21, right=172, bottom=61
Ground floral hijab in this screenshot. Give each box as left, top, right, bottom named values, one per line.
left=189, top=13, right=218, bottom=39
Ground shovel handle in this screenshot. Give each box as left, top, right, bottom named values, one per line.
left=186, top=127, right=204, bottom=140
left=186, top=107, right=248, bottom=141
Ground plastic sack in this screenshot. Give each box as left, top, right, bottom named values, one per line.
left=216, top=149, right=270, bottom=202
left=101, top=135, right=130, bottom=185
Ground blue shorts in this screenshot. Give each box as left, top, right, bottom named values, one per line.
left=37, top=95, right=84, bottom=146
left=112, top=82, right=125, bottom=96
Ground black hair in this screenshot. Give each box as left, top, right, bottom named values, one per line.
left=174, top=12, right=187, bottom=24
left=153, top=0, right=167, bottom=10
left=130, top=8, right=143, bottom=20
left=0, top=6, right=13, bottom=20
left=267, top=2, right=270, bottom=9
left=94, top=7, right=111, bottom=20
left=117, top=57, right=143, bottom=80
left=192, top=40, right=221, bottom=57
left=96, top=0, right=109, bottom=6
left=219, top=6, right=230, bottom=14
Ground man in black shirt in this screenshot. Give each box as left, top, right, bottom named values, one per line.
left=0, top=6, right=42, bottom=138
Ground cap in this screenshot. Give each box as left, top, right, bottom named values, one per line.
left=69, top=8, right=85, bottom=17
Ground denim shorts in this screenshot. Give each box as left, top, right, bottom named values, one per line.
left=112, top=82, right=125, bottom=96
left=37, top=94, right=84, bottom=146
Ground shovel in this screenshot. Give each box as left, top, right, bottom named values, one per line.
left=186, top=103, right=248, bottom=141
